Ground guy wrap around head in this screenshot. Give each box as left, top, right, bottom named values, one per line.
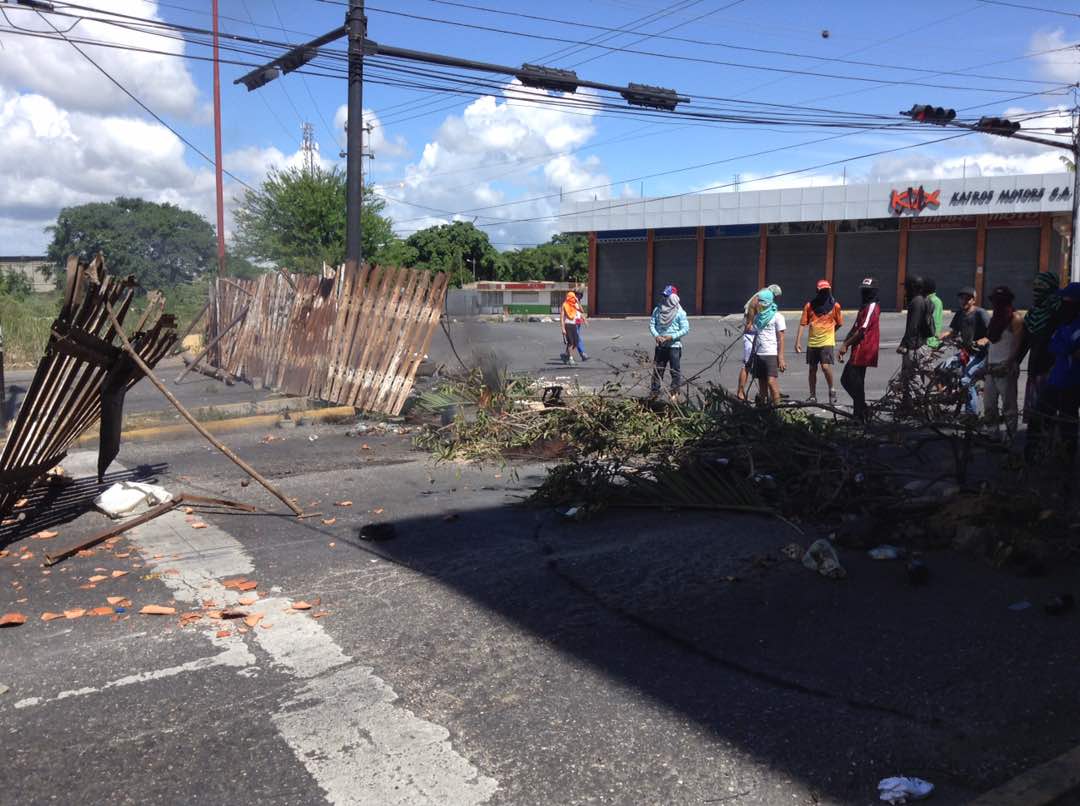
left=754, top=289, right=777, bottom=330
left=657, top=289, right=682, bottom=328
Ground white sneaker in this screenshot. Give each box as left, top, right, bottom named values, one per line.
left=829, top=389, right=838, bottom=405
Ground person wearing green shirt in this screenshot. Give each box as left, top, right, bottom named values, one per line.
left=925, top=276, right=944, bottom=349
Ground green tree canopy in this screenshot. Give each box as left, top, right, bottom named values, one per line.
left=497, top=233, right=587, bottom=283
left=46, top=197, right=216, bottom=288
left=233, top=165, right=399, bottom=274
left=404, top=221, right=500, bottom=287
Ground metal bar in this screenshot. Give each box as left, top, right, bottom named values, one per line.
left=174, top=303, right=250, bottom=384
left=101, top=299, right=304, bottom=517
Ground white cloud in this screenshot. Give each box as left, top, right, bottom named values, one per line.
left=0, top=0, right=202, bottom=120
left=375, top=81, right=611, bottom=246
left=333, top=106, right=408, bottom=159
left=1030, top=28, right=1080, bottom=85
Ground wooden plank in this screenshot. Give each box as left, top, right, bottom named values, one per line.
left=366, top=271, right=430, bottom=413
left=355, top=267, right=420, bottom=412
left=387, top=272, right=448, bottom=415
left=342, top=266, right=396, bottom=406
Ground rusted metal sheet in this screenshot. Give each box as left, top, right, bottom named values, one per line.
left=0, top=255, right=177, bottom=516
left=206, top=263, right=447, bottom=416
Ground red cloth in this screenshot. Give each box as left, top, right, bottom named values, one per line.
left=850, top=302, right=880, bottom=367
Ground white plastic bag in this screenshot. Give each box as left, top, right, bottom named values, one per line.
left=94, top=482, right=174, bottom=519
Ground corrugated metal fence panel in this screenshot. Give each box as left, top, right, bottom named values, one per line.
left=207, top=265, right=446, bottom=416
left=703, top=235, right=758, bottom=315
left=765, top=233, right=827, bottom=301
left=908, top=228, right=977, bottom=309
left=985, top=228, right=1040, bottom=309
left=652, top=238, right=698, bottom=315
left=597, top=241, right=646, bottom=315
left=834, top=231, right=899, bottom=311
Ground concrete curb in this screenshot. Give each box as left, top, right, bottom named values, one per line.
left=968, top=746, right=1080, bottom=805
left=75, top=405, right=358, bottom=447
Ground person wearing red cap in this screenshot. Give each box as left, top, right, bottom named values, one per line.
left=794, top=279, right=843, bottom=404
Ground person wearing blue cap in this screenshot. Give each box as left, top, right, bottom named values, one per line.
left=649, top=284, right=690, bottom=399
left=1032, top=282, right=1080, bottom=461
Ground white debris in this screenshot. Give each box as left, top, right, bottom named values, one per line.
left=878, top=775, right=933, bottom=803
left=94, top=481, right=174, bottom=519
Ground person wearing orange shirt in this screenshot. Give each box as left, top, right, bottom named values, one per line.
left=794, top=279, right=843, bottom=404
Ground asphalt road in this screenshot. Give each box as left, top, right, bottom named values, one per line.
left=430, top=313, right=916, bottom=404
left=3, top=425, right=1080, bottom=804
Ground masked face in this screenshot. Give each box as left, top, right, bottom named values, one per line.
left=958, top=294, right=974, bottom=311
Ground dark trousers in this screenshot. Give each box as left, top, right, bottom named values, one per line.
left=651, top=344, right=682, bottom=394
left=841, top=363, right=868, bottom=420
left=562, top=323, right=578, bottom=358
left=1033, top=384, right=1080, bottom=459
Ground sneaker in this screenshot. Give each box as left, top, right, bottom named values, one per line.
left=568, top=355, right=575, bottom=365
left=581, top=354, right=589, bottom=362
left=829, top=389, right=838, bottom=405
left=807, top=395, right=817, bottom=404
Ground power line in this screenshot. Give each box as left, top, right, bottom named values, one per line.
left=976, top=0, right=1080, bottom=18
left=349, top=4, right=1065, bottom=95
left=29, top=9, right=257, bottom=193
left=410, top=0, right=1053, bottom=86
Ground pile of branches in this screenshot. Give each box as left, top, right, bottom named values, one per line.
left=416, top=374, right=889, bottom=519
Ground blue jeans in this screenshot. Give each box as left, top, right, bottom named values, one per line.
left=943, top=353, right=986, bottom=414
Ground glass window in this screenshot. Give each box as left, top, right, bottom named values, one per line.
left=767, top=221, right=825, bottom=235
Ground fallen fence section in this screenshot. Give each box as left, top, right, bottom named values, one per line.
left=205, top=263, right=447, bottom=417
left=0, top=255, right=177, bottom=516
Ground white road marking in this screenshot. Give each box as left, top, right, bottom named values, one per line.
left=13, top=643, right=255, bottom=709
left=60, top=453, right=499, bottom=805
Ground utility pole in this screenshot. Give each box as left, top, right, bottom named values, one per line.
left=211, top=0, right=226, bottom=276
left=345, top=0, right=365, bottom=270
left=235, top=6, right=687, bottom=270
left=904, top=101, right=1080, bottom=282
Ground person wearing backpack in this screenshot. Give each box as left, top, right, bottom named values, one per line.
left=939, top=285, right=992, bottom=415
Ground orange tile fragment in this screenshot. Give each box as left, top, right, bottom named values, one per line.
left=139, top=605, right=176, bottom=616
left=0, top=613, right=27, bottom=627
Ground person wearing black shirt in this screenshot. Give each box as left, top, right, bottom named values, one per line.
left=898, top=275, right=932, bottom=406
left=939, top=285, right=991, bottom=414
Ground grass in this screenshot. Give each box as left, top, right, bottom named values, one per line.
left=1, top=281, right=211, bottom=367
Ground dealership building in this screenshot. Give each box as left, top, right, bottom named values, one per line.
left=562, top=172, right=1074, bottom=315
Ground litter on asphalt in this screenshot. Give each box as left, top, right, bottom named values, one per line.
left=95, top=482, right=174, bottom=519
left=878, top=775, right=933, bottom=803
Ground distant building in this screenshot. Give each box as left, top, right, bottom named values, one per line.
left=0, top=256, right=54, bottom=293
left=446, top=281, right=589, bottom=316
left=561, top=172, right=1072, bottom=315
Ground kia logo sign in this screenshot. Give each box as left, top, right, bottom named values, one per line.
left=889, top=185, right=940, bottom=216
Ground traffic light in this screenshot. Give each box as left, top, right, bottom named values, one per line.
left=976, top=117, right=1021, bottom=136
left=906, top=104, right=957, bottom=125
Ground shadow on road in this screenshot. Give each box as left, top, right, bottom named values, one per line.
left=326, top=501, right=1080, bottom=805
left=0, top=462, right=167, bottom=549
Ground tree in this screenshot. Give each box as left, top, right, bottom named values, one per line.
left=233, top=165, right=400, bottom=274
left=497, top=233, right=588, bottom=283
left=405, top=221, right=499, bottom=286
left=46, top=197, right=216, bottom=288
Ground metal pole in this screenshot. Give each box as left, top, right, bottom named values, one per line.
left=212, top=0, right=227, bottom=277
left=345, top=0, right=365, bottom=270
left=1071, top=107, right=1080, bottom=283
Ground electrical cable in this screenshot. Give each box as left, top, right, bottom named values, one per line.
left=30, top=10, right=258, bottom=193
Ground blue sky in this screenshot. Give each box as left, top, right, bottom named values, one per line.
left=0, top=0, right=1077, bottom=254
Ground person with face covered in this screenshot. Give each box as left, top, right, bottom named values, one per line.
left=649, top=284, right=690, bottom=399
left=1033, top=283, right=1080, bottom=461
left=737, top=284, right=782, bottom=401
left=794, top=279, right=843, bottom=404
left=838, top=278, right=881, bottom=421
left=1023, top=272, right=1063, bottom=433
left=983, top=285, right=1024, bottom=441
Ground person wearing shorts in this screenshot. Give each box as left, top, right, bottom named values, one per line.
left=794, top=279, right=843, bottom=404
left=737, top=284, right=781, bottom=400
left=747, top=288, right=786, bottom=404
